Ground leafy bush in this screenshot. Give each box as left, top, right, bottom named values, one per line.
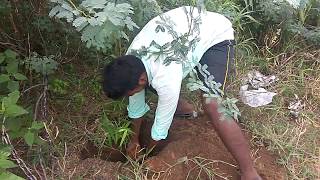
left=0, top=49, right=46, bottom=146
left=49, top=0, right=139, bottom=51
left=24, top=53, right=58, bottom=76
left=1, top=91, right=28, bottom=119
left=245, top=0, right=320, bottom=48
left=1, top=91, right=45, bottom=147
left=0, top=144, right=24, bottom=180
left=0, top=50, right=27, bottom=93
left=49, top=79, right=69, bottom=95
left=129, top=0, right=162, bottom=27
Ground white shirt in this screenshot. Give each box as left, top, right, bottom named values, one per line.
left=126, top=6, right=234, bottom=141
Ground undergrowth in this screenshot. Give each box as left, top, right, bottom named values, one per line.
left=233, top=48, right=320, bottom=179
left=0, top=0, right=319, bottom=179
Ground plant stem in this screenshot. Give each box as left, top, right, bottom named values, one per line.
left=67, top=0, right=90, bottom=18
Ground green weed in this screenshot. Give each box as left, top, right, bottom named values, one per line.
left=49, top=79, right=69, bottom=96
left=119, top=155, right=236, bottom=180
left=236, top=49, right=320, bottom=179
left=0, top=144, right=24, bottom=180
left=1, top=0, right=319, bottom=179
left=97, top=111, right=132, bottom=149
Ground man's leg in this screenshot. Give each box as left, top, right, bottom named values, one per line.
left=202, top=98, right=261, bottom=180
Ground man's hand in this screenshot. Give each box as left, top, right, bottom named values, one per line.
left=126, top=140, right=142, bottom=160
left=126, top=118, right=143, bottom=159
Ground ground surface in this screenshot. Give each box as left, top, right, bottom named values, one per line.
left=60, top=116, right=287, bottom=180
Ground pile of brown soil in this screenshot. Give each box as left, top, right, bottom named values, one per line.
left=63, top=117, right=287, bottom=179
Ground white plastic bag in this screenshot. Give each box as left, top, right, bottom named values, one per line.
left=240, top=71, right=278, bottom=107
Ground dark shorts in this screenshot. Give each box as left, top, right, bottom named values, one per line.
left=197, top=40, right=235, bottom=92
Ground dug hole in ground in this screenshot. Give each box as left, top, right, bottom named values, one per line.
left=61, top=115, right=287, bottom=180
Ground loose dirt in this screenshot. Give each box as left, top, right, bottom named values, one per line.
left=62, top=116, right=287, bottom=179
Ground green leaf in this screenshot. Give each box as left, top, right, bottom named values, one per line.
left=0, top=171, right=25, bottom=180
left=81, top=0, right=108, bottom=9
left=13, top=73, right=27, bottom=81
left=52, top=4, right=74, bottom=23
left=34, top=136, right=46, bottom=145
left=0, top=159, right=17, bottom=169
left=155, top=25, right=165, bottom=33
left=0, top=74, right=10, bottom=83
left=150, top=40, right=161, bottom=49
left=7, top=81, right=19, bottom=92
left=5, top=61, right=19, bottom=74
left=5, top=91, right=20, bottom=104
left=119, top=130, right=128, bottom=147
left=5, top=118, right=23, bottom=132
left=0, top=145, right=11, bottom=157
left=3, top=91, right=28, bottom=117
left=8, top=130, right=26, bottom=139
left=0, top=54, right=5, bottom=64
left=49, top=5, right=63, bottom=17
left=4, top=49, right=17, bottom=60
left=4, top=104, right=28, bottom=118
left=31, top=121, right=44, bottom=130
left=24, top=131, right=34, bottom=146
left=27, top=55, right=58, bottom=75
left=87, top=17, right=99, bottom=26
left=73, top=17, right=88, bottom=28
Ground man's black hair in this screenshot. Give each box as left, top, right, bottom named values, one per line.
left=102, top=55, right=146, bottom=99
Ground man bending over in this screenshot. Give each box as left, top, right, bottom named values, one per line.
left=103, top=6, right=261, bottom=180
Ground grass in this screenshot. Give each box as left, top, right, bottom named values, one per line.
left=118, top=155, right=236, bottom=180
left=185, top=157, right=237, bottom=180
left=45, top=48, right=320, bottom=179
left=2, top=0, right=319, bottom=179
left=40, top=44, right=320, bottom=180
left=233, top=47, right=320, bottom=179
left=26, top=23, right=318, bottom=179
left=40, top=60, right=137, bottom=179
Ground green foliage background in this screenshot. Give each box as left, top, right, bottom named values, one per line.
left=0, top=0, right=319, bottom=179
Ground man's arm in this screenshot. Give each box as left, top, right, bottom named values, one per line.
left=126, top=89, right=149, bottom=159
left=150, top=85, right=181, bottom=140
left=149, top=62, right=183, bottom=144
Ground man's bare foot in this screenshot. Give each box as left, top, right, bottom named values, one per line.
left=241, top=169, right=262, bottom=180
